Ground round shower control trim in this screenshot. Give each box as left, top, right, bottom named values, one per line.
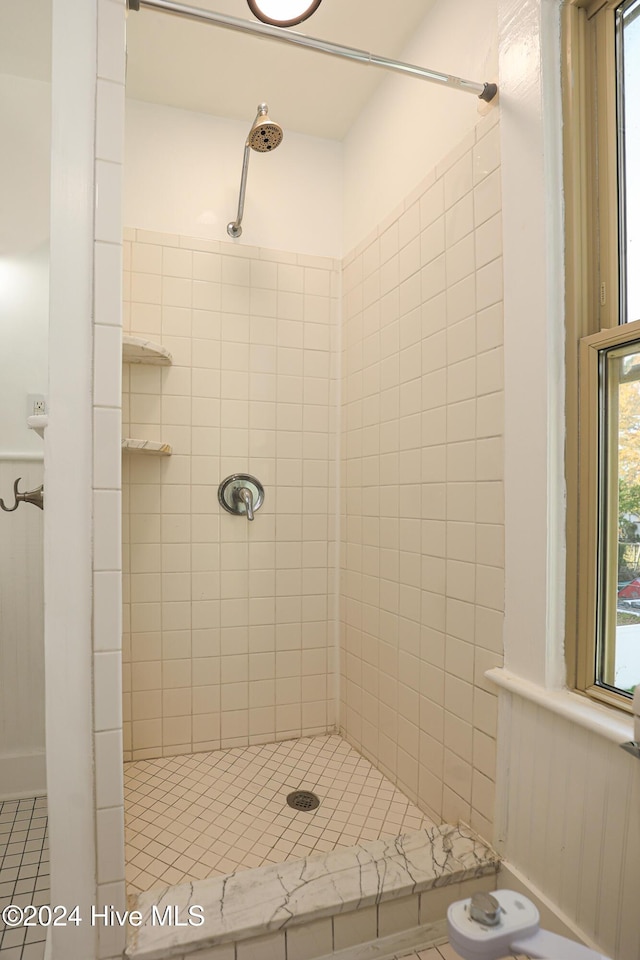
left=218, top=474, right=264, bottom=521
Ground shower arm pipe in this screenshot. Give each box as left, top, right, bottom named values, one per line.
left=228, top=140, right=252, bottom=237
left=127, top=0, right=498, bottom=102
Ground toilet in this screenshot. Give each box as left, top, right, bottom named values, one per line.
left=447, top=890, right=610, bottom=960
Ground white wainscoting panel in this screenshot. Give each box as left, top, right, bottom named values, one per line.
left=0, top=459, right=46, bottom=798
left=495, top=690, right=640, bottom=960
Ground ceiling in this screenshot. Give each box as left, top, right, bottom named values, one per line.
left=0, top=0, right=437, bottom=141
left=125, top=0, right=436, bottom=140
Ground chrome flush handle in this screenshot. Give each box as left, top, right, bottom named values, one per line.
left=469, top=891, right=502, bottom=926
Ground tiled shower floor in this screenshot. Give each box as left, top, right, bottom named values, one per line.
left=0, top=797, right=49, bottom=960
left=124, top=734, right=436, bottom=895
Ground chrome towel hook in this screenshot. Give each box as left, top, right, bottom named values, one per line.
left=0, top=478, right=44, bottom=512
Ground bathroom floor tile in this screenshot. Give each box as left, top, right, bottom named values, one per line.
left=396, top=948, right=529, bottom=960
left=124, top=733, right=436, bottom=895
left=0, top=797, right=48, bottom=959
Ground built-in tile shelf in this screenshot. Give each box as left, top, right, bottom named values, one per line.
left=122, top=438, right=172, bottom=456
left=122, top=335, right=172, bottom=365
left=122, top=339, right=172, bottom=458
left=26, top=415, right=48, bottom=439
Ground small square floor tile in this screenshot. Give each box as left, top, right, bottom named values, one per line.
left=125, top=734, right=436, bottom=895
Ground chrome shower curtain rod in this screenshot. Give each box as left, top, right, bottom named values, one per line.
left=127, top=0, right=498, bottom=102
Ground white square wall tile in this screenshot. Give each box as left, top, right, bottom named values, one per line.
left=96, top=79, right=125, bottom=163
left=236, top=933, right=285, bottom=960
left=97, top=806, right=125, bottom=884
left=476, top=258, right=503, bottom=312
left=333, top=905, right=377, bottom=949
left=97, top=880, right=126, bottom=917
left=444, top=153, right=473, bottom=209
left=95, top=160, right=123, bottom=243
left=95, top=730, right=124, bottom=808
left=95, top=241, right=122, bottom=326
left=94, top=490, right=122, bottom=571
left=94, top=407, right=121, bottom=489
left=98, top=0, right=126, bottom=83
left=184, top=947, right=235, bottom=960
left=95, top=652, right=123, bottom=731
left=475, top=213, right=502, bottom=270
left=378, top=894, right=420, bottom=936
left=473, top=125, right=501, bottom=184
left=474, top=169, right=501, bottom=227
left=286, top=918, right=333, bottom=960
left=94, top=571, right=122, bottom=652
left=94, top=324, right=123, bottom=407
left=98, top=912, right=126, bottom=960
left=419, top=882, right=465, bottom=923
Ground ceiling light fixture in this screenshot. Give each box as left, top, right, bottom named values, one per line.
left=246, top=0, right=323, bottom=28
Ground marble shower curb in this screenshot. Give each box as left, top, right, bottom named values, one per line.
left=125, top=823, right=499, bottom=960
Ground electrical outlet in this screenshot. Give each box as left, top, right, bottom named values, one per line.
left=27, top=394, right=46, bottom=417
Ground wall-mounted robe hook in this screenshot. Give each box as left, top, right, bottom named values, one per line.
left=0, top=478, right=44, bottom=512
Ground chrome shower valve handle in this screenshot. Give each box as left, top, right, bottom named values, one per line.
left=218, top=474, right=264, bottom=521
left=235, top=485, right=255, bottom=520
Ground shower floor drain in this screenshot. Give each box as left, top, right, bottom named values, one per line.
left=286, top=790, right=320, bottom=812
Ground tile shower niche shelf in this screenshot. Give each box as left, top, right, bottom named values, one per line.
left=122, top=338, right=172, bottom=456
left=122, top=438, right=172, bottom=456
left=122, top=335, right=172, bottom=365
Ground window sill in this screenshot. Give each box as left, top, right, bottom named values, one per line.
left=485, top=667, right=633, bottom=746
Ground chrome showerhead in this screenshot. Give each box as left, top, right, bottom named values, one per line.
left=247, top=103, right=284, bottom=153
left=227, top=103, right=284, bottom=238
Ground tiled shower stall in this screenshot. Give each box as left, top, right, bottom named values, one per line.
left=119, top=109, right=504, bottom=900
left=34, top=3, right=640, bottom=960
left=40, top=2, right=507, bottom=956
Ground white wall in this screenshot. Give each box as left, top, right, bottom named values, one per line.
left=124, top=98, right=343, bottom=258
left=343, top=0, right=498, bottom=253
left=0, top=74, right=50, bottom=456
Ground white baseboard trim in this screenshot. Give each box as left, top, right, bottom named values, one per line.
left=0, top=751, right=46, bottom=801
left=499, top=861, right=603, bottom=953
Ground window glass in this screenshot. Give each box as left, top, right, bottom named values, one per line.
left=598, top=340, right=640, bottom=696
left=617, top=0, right=640, bottom=323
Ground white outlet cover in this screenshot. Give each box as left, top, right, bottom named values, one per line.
left=27, top=394, right=46, bottom=417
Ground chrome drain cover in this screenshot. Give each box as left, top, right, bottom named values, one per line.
left=286, top=790, right=320, bottom=812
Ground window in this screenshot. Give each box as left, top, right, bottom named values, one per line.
left=617, top=0, right=640, bottom=324
left=566, top=0, right=640, bottom=709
